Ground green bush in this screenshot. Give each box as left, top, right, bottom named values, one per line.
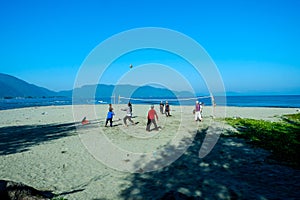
left=225, top=113, right=300, bottom=168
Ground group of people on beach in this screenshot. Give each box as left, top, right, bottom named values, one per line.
left=159, top=101, right=171, bottom=117
left=105, top=102, right=160, bottom=131
left=121, top=102, right=134, bottom=126
left=105, top=102, right=134, bottom=127
left=103, top=100, right=204, bottom=131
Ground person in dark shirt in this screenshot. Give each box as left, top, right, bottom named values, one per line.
left=159, top=101, right=164, bottom=114
left=165, top=101, right=170, bottom=117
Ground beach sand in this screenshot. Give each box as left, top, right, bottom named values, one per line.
left=0, top=105, right=299, bottom=199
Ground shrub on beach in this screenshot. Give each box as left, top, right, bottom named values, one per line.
left=225, top=113, right=300, bottom=168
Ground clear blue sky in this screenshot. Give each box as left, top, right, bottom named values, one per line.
left=0, top=0, right=299, bottom=95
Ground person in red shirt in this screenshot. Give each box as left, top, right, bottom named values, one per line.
left=81, top=117, right=89, bottom=125
left=146, top=105, right=159, bottom=131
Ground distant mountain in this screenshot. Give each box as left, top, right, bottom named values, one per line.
left=0, top=73, right=194, bottom=99
left=64, top=84, right=194, bottom=99
left=0, top=73, right=56, bottom=98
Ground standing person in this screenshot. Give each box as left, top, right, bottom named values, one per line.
left=165, top=101, right=170, bottom=117
left=146, top=105, right=159, bottom=131
left=159, top=101, right=164, bottom=114
left=194, top=101, right=202, bottom=121
left=128, top=101, right=133, bottom=114
left=121, top=102, right=134, bottom=126
left=109, top=103, right=113, bottom=111
left=105, top=107, right=115, bottom=127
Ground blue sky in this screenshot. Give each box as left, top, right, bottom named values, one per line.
left=0, top=0, right=299, bottom=95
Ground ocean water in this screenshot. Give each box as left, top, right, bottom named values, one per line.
left=0, top=97, right=72, bottom=110
left=225, top=95, right=300, bottom=108
left=0, top=95, right=299, bottom=110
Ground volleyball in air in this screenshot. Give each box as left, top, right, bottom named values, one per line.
left=129, top=64, right=133, bottom=69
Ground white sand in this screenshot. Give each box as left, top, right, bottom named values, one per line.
left=0, top=105, right=298, bottom=199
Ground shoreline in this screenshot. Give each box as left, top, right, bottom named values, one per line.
left=1, top=94, right=300, bottom=111
left=1, top=103, right=300, bottom=110
left=1, top=101, right=300, bottom=110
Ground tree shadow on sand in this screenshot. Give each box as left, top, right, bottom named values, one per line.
left=0, top=122, right=76, bottom=155
left=120, top=128, right=300, bottom=200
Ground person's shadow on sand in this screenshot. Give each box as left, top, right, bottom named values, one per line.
left=148, top=126, right=162, bottom=132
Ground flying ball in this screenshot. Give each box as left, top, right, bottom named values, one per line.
left=129, top=64, right=133, bottom=69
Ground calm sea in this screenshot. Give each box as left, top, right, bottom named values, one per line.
left=0, top=95, right=299, bottom=110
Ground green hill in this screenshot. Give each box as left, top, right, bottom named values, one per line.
left=0, top=73, right=56, bottom=98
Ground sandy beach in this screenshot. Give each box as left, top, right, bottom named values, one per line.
left=0, top=105, right=299, bottom=199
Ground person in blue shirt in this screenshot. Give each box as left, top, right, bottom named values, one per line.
left=105, top=107, right=115, bottom=127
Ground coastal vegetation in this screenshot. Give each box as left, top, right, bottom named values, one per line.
left=225, top=113, right=300, bottom=168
